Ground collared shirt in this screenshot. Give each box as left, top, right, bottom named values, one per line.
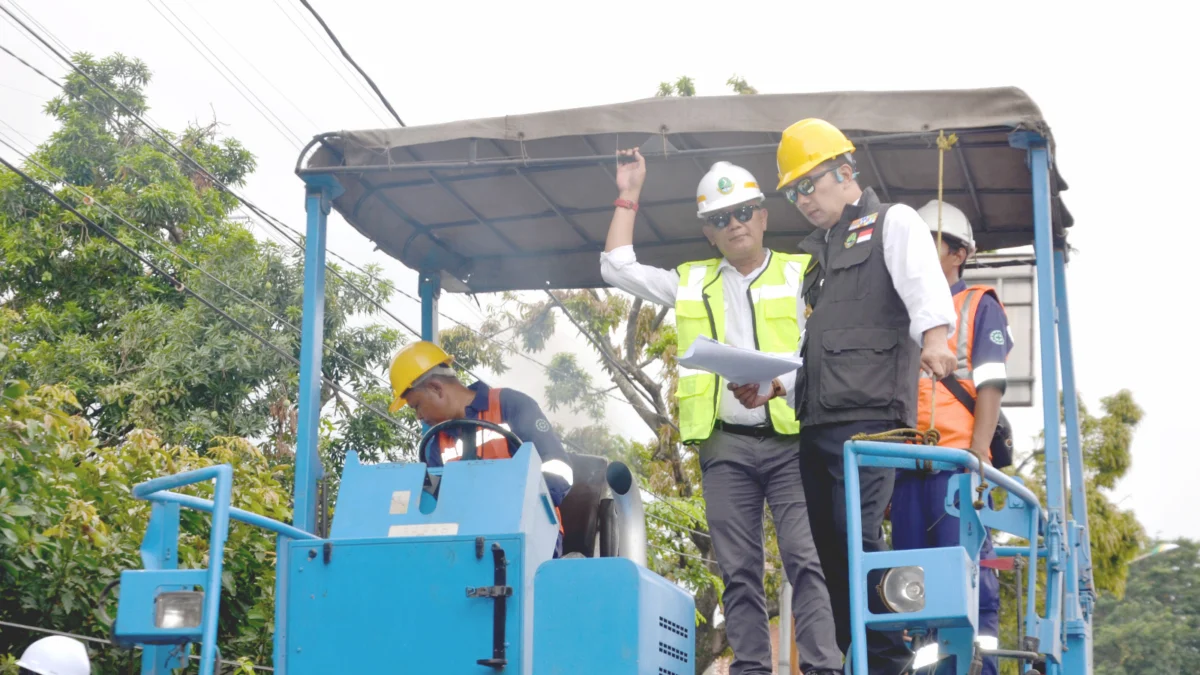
left=427, top=381, right=574, bottom=504
left=599, top=245, right=801, bottom=426
left=825, top=199, right=958, bottom=345
left=952, top=280, right=1015, bottom=389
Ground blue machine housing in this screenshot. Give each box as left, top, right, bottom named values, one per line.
left=274, top=445, right=696, bottom=674
left=534, top=558, right=695, bottom=675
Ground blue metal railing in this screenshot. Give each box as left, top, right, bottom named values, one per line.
left=131, top=464, right=319, bottom=675
left=845, top=441, right=1044, bottom=675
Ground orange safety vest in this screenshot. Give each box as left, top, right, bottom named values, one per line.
left=437, top=387, right=510, bottom=462
left=436, top=387, right=564, bottom=534
left=917, top=285, right=1002, bottom=458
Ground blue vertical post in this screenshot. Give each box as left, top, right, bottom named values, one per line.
left=843, top=447, right=868, bottom=675
left=272, top=535, right=291, bottom=673
left=198, top=466, right=234, bottom=675
left=1020, top=133, right=1066, bottom=664
left=139, top=503, right=189, bottom=675
left=1056, top=249, right=1093, bottom=674
left=295, top=175, right=343, bottom=534
left=1054, top=250, right=1093, bottom=588
left=419, top=272, right=440, bottom=343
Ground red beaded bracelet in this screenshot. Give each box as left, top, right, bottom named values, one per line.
left=613, top=198, right=638, bottom=212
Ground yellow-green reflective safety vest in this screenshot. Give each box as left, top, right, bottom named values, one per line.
left=674, top=251, right=809, bottom=444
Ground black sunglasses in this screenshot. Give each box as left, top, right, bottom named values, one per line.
left=782, top=166, right=840, bottom=203
left=705, top=204, right=761, bottom=229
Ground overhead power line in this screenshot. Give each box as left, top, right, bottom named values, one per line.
left=0, top=126, right=395, bottom=404
left=292, top=0, right=405, bottom=127
left=0, top=153, right=419, bottom=442
left=141, top=0, right=305, bottom=148
left=2, top=3, right=675, bottom=452
left=265, top=0, right=388, bottom=127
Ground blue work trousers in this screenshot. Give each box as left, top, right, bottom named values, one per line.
left=892, top=469, right=1000, bottom=675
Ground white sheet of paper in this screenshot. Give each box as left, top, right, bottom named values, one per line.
left=677, top=335, right=804, bottom=395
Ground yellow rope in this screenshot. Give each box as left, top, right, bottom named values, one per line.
left=854, top=130, right=988, bottom=505
left=936, top=131, right=988, bottom=507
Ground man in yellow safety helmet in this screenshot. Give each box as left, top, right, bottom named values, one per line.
left=599, top=149, right=842, bottom=675
left=388, top=340, right=575, bottom=557
left=776, top=120, right=958, bottom=675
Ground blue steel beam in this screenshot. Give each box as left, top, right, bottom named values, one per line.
left=419, top=272, right=440, bottom=343
left=137, top=502, right=189, bottom=674
left=140, top=490, right=319, bottom=541
left=1015, top=132, right=1067, bottom=668
left=295, top=175, right=344, bottom=534
left=1055, top=249, right=1094, bottom=599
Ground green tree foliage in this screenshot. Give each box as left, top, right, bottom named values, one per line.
left=996, top=390, right=1145, bottom=673
left=0, top=352, right=287, bottom=671
left=0, top=52, right=416, bottom=459
left=655, top=75, right=755, bottom=98
left=1093, top=539, right=1200, bottom=674
left=0, top=53, right=421, bottom=671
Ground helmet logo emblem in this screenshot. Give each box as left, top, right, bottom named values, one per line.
left=717, top=177, right=734, bottom=195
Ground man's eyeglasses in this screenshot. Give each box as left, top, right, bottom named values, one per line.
left=782, top=166, right=839, bottom=203
left=705, top=204, right=760, bottom=229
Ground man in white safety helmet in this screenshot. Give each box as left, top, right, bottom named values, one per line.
left=600, top=149, right=842, bottom=675
left=16, top=636, right=91, bottom=675
left=890, top=200, right=1012, bottom=675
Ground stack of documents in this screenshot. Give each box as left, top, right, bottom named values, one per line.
left=677, top=335, right=804, bottom=395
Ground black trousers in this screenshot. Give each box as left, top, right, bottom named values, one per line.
left=799, top=420, right=911, bottom=675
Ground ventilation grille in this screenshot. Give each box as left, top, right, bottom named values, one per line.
left=659, top=669, right=680, bottom=675
left=659, top=616, right=689, bottom=639
left=659, top=642, right=688, bottom=663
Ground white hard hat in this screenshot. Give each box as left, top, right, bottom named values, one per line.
left=917, top=199, right=975, bottom=255
left=696, top=161, right=764, bottom=218
left=17, top=636, right=91, bottom=675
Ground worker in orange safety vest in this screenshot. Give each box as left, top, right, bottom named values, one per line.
left=388, top=341, right=574, bottom=556
left=890, top=200, right=1012, bottom=675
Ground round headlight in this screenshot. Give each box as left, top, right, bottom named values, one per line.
left=878, top=566, right=925, bottom=613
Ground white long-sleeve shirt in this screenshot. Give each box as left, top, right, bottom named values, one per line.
left=825, top=200, right=957, bottom=345
left=600, top=246, right=801, bottom=426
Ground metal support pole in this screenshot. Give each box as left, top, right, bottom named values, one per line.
left=1021, top=135, right=1066, bottom=665
left=844, top=448, right=868, bottom=675
left=1054, top=250, right=1094, bottom=600
left=419, top=272, right=440, bottom=343
left=295, top=175, right=343, bottom=534
left=138, top=503, right=189, bottom=675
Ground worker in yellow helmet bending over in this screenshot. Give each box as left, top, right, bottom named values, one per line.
left=388, top=341, right=575, bottom=557
left=600, top=149, right=842, bottom=675
left=776, top=119, right=958, bottom=675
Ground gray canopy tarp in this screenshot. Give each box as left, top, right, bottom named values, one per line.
left=299, top=86, right=1071, bottom=294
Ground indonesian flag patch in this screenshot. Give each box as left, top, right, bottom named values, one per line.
left=856, top=227, right=874, bottom=244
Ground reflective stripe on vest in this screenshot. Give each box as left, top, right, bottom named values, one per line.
left=916, top=285, right=1000, bottom=454
left=674, top=251, right=808, bottom=443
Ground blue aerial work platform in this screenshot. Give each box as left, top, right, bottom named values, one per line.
left=111, top=87, right=1089, bottom=675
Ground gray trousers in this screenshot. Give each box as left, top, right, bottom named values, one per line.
left=699, top=430, right=842, bottom=674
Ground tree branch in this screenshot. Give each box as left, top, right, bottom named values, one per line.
left=651, top=305, right=669, bottom=332
left=624, top=297, right=642, bottom=365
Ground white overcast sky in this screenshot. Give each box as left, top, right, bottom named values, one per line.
left=1, top=0, right=1191, bottom=541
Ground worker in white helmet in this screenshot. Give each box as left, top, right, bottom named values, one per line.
left=890, top=200, right=1011, bottom=675
left=600, top=148, right=841, bottom=675
left=16, top=635, right=91, bottom=675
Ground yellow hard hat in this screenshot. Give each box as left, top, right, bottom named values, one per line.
left=775, top=118, right=857, bottom=190
left=388, top=341, right=454, bottom=412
